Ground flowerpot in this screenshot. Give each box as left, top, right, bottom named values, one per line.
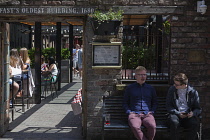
left=61, top=59, right=70, bottom=83
left=92, top=20, right=121, bottom=35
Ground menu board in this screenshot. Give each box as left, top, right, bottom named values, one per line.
left=93, top=44, right=121, bottom=66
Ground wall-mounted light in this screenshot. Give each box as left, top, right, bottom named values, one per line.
left=197, top=0, right=207, bottom=14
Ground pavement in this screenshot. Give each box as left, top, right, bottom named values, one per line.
left=1, top=77, right=84, bottom=140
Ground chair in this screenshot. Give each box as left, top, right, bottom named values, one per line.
left=41, top=80, right=51, bottom=99
left=41, top=71, right=52, bottom=98
left=49, top=68, right=60, bottom=99
left=12, top=70, right=31, bottom=113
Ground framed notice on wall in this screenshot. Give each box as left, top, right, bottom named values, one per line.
left=92, top=43, right=121, bottom=68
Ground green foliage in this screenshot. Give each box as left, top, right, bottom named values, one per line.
left=28, top=47, right=35, bottom=68
left=42, top=47, right=56, bottom=59
left=122, top=40, right=156, bottom=69
left=159, top=21, right=171, bottom=35
left=161, top=20, right=170, bottom=35
left=89, top=8, right=123, bottom=23
left=28, top=47, right=71, bottom=68
left=61, top=48, right=70, bottom=59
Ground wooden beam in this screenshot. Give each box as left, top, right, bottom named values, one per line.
left=56, top=22, right=61, bottom=91
left=69, top=24, right=73, bottom=83
left=0, top=15, right=84, bottom=23
left=34, top=22, right=41, bottom=104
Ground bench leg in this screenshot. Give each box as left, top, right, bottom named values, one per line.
left=198, top=122, right=202, bottom=140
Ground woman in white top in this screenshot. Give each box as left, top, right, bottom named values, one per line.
left=10, top=48, right=22, bottom=78
left=43, top=56, right=58, bottom=82
left=9, top=65, right=19, bottom=100
left=48, top=57, right=58, bottom=82
left=10, top=48, right=22, bottom=97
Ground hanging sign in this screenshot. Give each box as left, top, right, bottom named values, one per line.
left=92, top=43, right=121, bottom=68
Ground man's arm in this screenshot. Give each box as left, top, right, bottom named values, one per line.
left=191, top=90, right=202, bottom=117
left=122, top=87, right=131, bottom=115
left=151, top=87, right=158, bottom=113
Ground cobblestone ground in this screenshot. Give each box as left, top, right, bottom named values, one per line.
left=1, top=78, right=84, bottom=140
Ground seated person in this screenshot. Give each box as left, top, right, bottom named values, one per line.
left=9, top=61, right=22, bottom=97
left=123, top=66, right=158, bottom=140
left=42, top=57, right=58, bottom=83
left=41, top=56, right=48, bottom=72
left=19, top=48, right=35, bottom=97
left=19, top=47, right=31, bottom=79
left=166, top=73, right=201, bottom=140
left=10, top=48, right=22, bottom=81
left=9, top=66, right=19, bottom=106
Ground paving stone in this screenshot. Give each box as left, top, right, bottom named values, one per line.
left=1, top=78, right=84, bottom=140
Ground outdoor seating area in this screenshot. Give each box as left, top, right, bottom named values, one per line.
left=10, top=70, right=33, bottom=120
left=4, top=81, right=84, bottom=140
left=102, top=95, right=202, bottom=140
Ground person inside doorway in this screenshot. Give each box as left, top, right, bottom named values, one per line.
left=19, top=47, right=35, bottom=97
left=78, top=44, right=83, bottom=79
left=41, top=55, right=48, bottom=72
left=123, top=66, right=158, bottom=140
left=10, top=48, right=23, bottom=97
left=42, top=56, right=58, bottom=82
left=166, top=73, right=201, bottom=140
left=73, top=44, right=80, bottom=77
left=9, top=65, right=19, bottom=107
left=10, top=48, right=22, bottom=80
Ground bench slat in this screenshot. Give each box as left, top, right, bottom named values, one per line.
left=103, top=96, right=168, bottom=128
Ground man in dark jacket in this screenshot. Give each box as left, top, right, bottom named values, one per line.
left=166, top=73, right=201, bottom=140
left=123, top=66, right=158, bottom=140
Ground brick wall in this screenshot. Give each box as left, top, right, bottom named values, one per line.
left=0, top=0, right=188, bottom=6
left=0, top=0, right=209, bottom=138
left=170, top=1, right=210, bottom=129
left=83, top=18, right=122, bottom=139
left=83, top=2, right=210, bottom=139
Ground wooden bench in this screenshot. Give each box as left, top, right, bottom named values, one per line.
left=102, top=96, right=202, bottom=140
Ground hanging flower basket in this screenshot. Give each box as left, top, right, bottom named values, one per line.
left=89, top=8, right=123, bottom=35
left=91, top=20, right=122, bottom=35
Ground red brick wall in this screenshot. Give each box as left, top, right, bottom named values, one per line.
left=170, top=1, right=210, bottom=129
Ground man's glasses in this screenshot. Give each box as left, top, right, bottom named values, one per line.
left=136, top=74, right=147, bottom=77
left=174, top=83, right=182, bottom=87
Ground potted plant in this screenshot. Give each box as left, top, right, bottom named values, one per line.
left=29, top=47, right=71, bottom=83
left=89, top=8, right=123, bottom=35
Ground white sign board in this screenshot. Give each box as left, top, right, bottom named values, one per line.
left=93, top=43, right=121, bottom=66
